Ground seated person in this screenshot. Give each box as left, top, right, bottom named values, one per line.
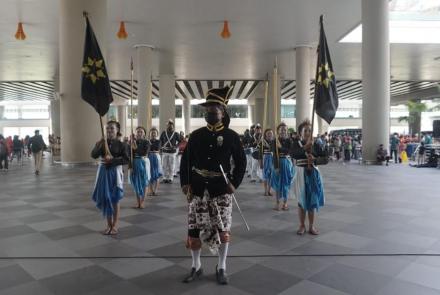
left=376, top=144, right=390, bottom=166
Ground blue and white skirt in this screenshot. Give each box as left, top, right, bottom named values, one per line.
left=92, top=164, right=124, bottom=217
left=270, top=157, right=295, bottom=201
left=262, top=153, right=274, bottom=181
left=148, top=153, right=163, bottom=182
left=293, top=166, right=324, bottom=212
left=129, top=157, right=150, bottom=198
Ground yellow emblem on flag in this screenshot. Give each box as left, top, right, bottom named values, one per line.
left=82, top=57, right=107, bottom=84
left=317, top=63, right=334, bottom=88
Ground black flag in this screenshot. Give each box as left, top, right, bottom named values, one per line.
left=81, top=14, right=113, bottom=116
left=314, top=15, right=338, bottom=124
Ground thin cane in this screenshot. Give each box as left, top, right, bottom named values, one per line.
left=219, top=164, right=250, bottom=231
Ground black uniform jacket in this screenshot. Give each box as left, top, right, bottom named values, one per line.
left=91, top=139, right=129, bottom=167
left=290, top=139, right=328, bottom=167
left=132, top=139, right=150, bottom=157
left=149, top=139, right=161, bottom=153
left=180, top=126, right=246, bottom=198
left=257, top=139, right=275, bottom=156
left=160, top=130, right=180, bottom=153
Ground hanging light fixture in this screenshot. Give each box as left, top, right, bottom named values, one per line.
left=220, top=20, right=231, bottom=39
left=117, top=21, right=128, bottom=39
left=15, top=22, right=26, bottom=41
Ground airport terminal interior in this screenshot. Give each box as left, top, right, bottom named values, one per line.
left=1, top=0, right=440, bottom=294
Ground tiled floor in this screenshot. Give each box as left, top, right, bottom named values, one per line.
left=0, top=156, right=440, bottom=294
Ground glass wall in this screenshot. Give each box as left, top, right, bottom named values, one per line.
left=281, top=105, right=295, bottom=118
left=2, top=105, right=49, bottom=120
left=3, top=127, right=49, bottom=141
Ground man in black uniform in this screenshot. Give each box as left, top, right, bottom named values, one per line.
left=180, top=86, right=246, bottom=285
left=160, top=120, right=180, bottom=183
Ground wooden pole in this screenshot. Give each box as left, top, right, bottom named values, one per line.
left=99, top=116, right=110, bottom=157
left=261, top=75, right=269, bottom=161
left=130, top=57, right=134, bottom=169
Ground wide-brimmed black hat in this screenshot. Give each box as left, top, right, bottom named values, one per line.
left=200, top=86, right=233, bottom=107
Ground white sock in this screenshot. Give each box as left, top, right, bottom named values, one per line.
left=218, top=242, right=229, bottom=271
left=191, top=249, right=201, bottom=271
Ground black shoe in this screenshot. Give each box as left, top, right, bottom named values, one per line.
left=216, top=265, right=229, bottom=285
left=182, top=267, right=203, bottom=283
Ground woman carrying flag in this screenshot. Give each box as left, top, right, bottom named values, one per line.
left=91, top=121, right=129, bottom=235
left=291, top=120, right=327, bottom=235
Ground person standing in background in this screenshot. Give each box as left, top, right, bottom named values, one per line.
left=28, top=130, right=46, bottom=175
left=390, top=133, right=400, bottom=164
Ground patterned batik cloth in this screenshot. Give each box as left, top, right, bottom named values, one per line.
left=187, top=193, right=232, bottom=254
left=262, top=153, right=274, bottom=181
left=129, top=157, right=150, bottom=198
left=293, top=166, right=325, bottom=212
left=92, top=164, right=124, bottom=217
left=148, top=153, right=163, bottom=182
left=270, top=157, right=295, bottom=201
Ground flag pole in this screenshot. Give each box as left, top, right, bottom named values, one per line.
left=308, top=15, right=324, bottom=169
left=99, top=116, right=111, bottom=157
left=310, top=15, right=323, bottom=143
left=130, top=57, right=134, bottom=170
left=273, top=59, right=280, bottom=170
left=260, top=73, right=269, bottom=166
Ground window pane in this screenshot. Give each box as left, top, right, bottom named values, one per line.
left=175, top=105, right=182, bottom=118
left=281, top=105, right=295, bottom=118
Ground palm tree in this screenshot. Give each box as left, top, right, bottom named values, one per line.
left=398, top=100, right=427, bottom=137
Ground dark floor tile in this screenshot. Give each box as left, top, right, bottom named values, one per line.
left=39, top=265, right=122, bottom=295
left=230, top=264, right=302, bottom=295
left=0, top=264, right=35, bottom=291
left=42, top=225, right=94, bottom=240
left=130, top=265, right=204, bottom=295
left=309, top=263, right=390, bottom=295
left=0, top=225, right=36, bottom=239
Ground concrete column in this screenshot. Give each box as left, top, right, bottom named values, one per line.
left=117, top=105, right=127, bottom=137
left=267, top=69, right=281, bottom=131
left=50, top=100, right=61, bottom=137
left=159, top=74, right=175, bottom=132
left=295, top=46, right=312, bottom=130
left=17, top=107, right=23, bottom=119
left=135, top=45, right=154, bottom=130
left=182, top=97, right=191, bottom=135
left=362, top=0, right=390, bottom=163
left=59, top=0, right=107, bottom=163
left=252, top=82, right=266, bottom=127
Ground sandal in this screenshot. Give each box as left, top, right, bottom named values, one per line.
left=109, top=228, right=119, bottom=235
left=308, top=227, right=319, bottom=235
left=282, top=204, right=289, bottom=211
left=296, top=226, right=306, bottom=235
left=102, top=227, right=112, bottom=235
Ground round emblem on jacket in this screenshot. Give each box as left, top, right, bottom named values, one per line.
left=217, top=136, right=224, bottom=147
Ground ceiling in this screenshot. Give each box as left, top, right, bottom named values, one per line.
left=2, top=79, right=437, bottom=103
left=0, top=0, right=440, bottom=100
